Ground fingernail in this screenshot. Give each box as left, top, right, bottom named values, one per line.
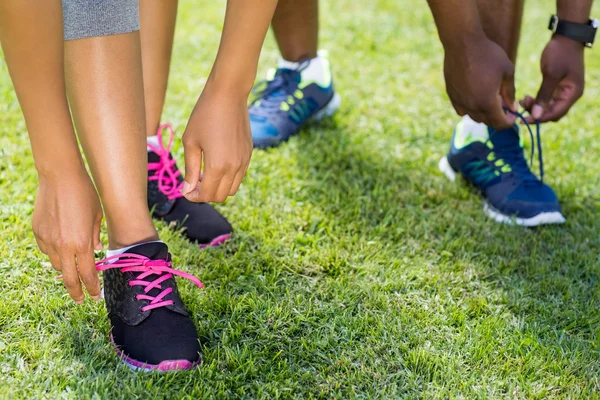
left=92, top=295, right=101, bottom=302
left=532, top=105, right=543, bottom=120
left=181, top=181, right=192, bottom=195
left=512, top=101, right=519, bottom=111
left=75, top=299, right=84, bottom=305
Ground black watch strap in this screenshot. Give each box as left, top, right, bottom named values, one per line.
left=549, top=15, right=598, bottom=48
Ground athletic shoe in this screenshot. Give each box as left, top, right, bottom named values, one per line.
left=249, top=50, right=341, bottom=148
left=147, top=124, right=232, bottom=247
left=439, top=115, right=565, bottom=226
left=97, top=242, right=203, bottom=371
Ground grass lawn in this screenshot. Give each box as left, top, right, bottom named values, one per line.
left=2, top=0, right=600, bottom=398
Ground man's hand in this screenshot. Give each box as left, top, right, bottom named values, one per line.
left=443, top=36, right=518, bottom=129
left=33, top=169, right=103, bottom=304
left=520, top=35, right=585, bottom=123
left=181, top=86, right=253, bottom=203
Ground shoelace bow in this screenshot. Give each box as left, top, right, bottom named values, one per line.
left=250, top=60, right=311, bottom=116
left=494, top=108, right=544, bottom=184
left=96, top=253, right=204, bottom=312
left=147, top=123, right=184, bottom=200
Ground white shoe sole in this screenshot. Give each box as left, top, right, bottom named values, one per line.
left=313, top=92, right=342, bottom=122
left=438, top=155, right=566, bottom=227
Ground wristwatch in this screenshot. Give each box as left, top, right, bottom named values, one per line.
left=549, top=15, right=598, bottom=48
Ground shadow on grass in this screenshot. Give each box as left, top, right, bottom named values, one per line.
left=291, top=118, right=600, bottom=376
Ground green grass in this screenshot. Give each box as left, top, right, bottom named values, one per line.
left=2, top=0, right=600, bottom=398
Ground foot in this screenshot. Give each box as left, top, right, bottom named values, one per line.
left=249, top=50, right=341, bottom=148
left=439, top=116, right=565, bottom=227
left=147, top=124, right=233, bottom=247
left=98, top=242, right=203, bottom=371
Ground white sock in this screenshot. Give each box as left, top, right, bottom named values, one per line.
left=106, top=240, right=164, bottom=257
left=146, top=135, right=160, bottom=152
left=278, top=49, right=331, bottom=87
left=459, top=115, right=489, bottom=140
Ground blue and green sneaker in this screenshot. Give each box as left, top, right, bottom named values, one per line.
left=249, top=51, right=341, bottom=148
left=439, top=115, right=565, bottom=226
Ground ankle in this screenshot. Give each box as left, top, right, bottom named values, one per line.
left=106, top=215, right=159, bottom=249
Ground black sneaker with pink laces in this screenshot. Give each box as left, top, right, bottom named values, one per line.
left=98, top=242, right=203, bottom=371
left=147, top=124, right=233, bottom=248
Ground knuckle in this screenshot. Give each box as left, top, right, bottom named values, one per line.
left=63, top=277, right=79, bottom=289
left=80, top=272, right=97, bottom=285
left=181, top=133, right=191, bottom=146
left=74, top=241, right=89, bottom=253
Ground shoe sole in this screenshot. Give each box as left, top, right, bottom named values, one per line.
left=439, top=156, right=566, bottom=227
left=253, top=92, right=342, bottom=149
left=111, top=334, right=201, bottom=372
left=198, top=233, right=231, bottom=249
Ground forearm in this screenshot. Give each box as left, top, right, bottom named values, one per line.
left=557, top=0, right=593, bottom=23
left=205, top=0, right=279, bottom=96
left=0, top=0, right=84, bottom=177
left=427, top=0, right=484, bottom=48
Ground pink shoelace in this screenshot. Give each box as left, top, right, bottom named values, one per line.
left=96, top=253, right=204, bottom=312
left=147, top=124, right=184, bottom=201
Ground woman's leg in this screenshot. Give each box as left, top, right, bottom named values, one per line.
left=140, top=0, right=178, bottom=137
left=63, top=27, right=201, bottom=370
left=64, top=32, right=158, bottom=249
left=139, top=0, right=234, bottom=247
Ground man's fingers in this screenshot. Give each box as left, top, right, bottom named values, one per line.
left=480, top=95, right=516, bottom=130
left=77, top=250, right=101, bottom=301
left=59, top=254, right=84, bottom=304
left=501, top=66, right=517, bottom=112
left=181, top=135, right=203, bottom=196
left=519, top=96, right=535, bottom=112
left=534, top=76, right=561, bottom=119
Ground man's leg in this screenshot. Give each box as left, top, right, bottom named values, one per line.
left=271, top=0, right=318, bottom=61
left=249, top=0, right=340, bottom=149
left=439, top=0, right=565, bottom=227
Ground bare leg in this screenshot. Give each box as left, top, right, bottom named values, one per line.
left=65, top=33, right=158, bottom=249
left=476, top=0, right=525, bottom=64
left=140, top=0, right=179, bottom=137
left=271, top=0, right=319, bottom=61
left=0, top=0, right=81, bottom=172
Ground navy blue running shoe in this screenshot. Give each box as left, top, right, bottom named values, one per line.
left=249, top=51, right=341, bottom=148
left=439, top=115, right=565, bottom=226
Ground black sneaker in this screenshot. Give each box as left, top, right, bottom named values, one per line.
left=147, top=124, right=233, bottom=247
left=97, top=242, right=203, bottom=371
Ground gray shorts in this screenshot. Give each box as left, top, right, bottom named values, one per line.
left=63, top=0, right=140, bottom=41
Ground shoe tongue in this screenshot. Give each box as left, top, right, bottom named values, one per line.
left=490, top=125, right=521, bottom=149
left=126, top=241, right=169, bottom=261
left=147, top=150, right=161, bottom=163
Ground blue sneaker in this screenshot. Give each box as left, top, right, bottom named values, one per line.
left=249, top=51, right=341, bottom=148
left=439, top=115, right=565, bottom=226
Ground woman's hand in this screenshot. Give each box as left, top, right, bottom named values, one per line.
left=33, top=169, right=103, bottom=303
left=181, top=86, right=253, bottom=203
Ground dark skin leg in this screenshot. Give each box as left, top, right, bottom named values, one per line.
left=476, top=0, right=525, bottom=65
left=271, top=0, right=319, bottom=61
